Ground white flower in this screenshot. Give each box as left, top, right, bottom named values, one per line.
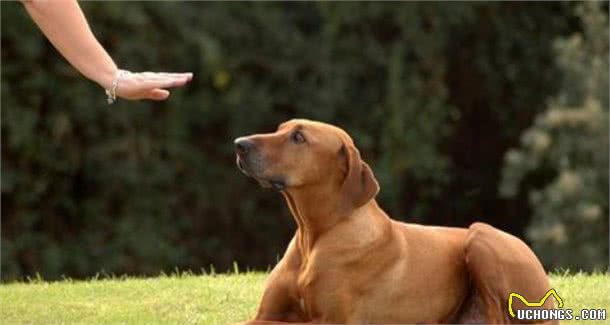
left=580, top=204, right=602, bottom=221
left=548, top=223, right=568, bottom=244
left=543, top=109, right=564, bottom=128
left=531, top=131, right=551, bottom=154
left=505, top=149, right=523, bottom=165
left=527, top=227, right=542, bottom=241
left=557, top=171, right=582, bottom=195
left=527, top=223, right=567, bottom=244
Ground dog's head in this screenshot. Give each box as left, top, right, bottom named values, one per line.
left=234, top=119, right=379, bottom=212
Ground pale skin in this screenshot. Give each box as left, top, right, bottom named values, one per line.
left=22, top=0, right=193, bottom=101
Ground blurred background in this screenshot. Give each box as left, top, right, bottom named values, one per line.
left=1, top=2, right=608, bottom=281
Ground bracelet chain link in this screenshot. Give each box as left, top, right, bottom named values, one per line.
left=105, top=69, right=127, bottom=104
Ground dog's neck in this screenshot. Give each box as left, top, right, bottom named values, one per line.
left=281, top=183, right=385, bottom=256
left=282, top=183, right=343, bottom=254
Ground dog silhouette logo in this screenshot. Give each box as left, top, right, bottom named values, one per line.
left=507, top=288, right=564, bottom=318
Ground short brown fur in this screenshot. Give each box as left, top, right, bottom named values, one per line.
left=233, top=119, right=557, bottom=324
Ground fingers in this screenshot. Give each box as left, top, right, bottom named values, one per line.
left=139, top=72, right=193, bottom=82
left=139, top=72, right=193, bottom=89
left=158, top=72, right=193, bottom=81
left=116, top=71, right=193, bottom=101
left=146, top=79, right=187, bottom=90
left=148, top=88, right=170, bottom=101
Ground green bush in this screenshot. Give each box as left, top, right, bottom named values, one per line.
left=500, top=2, right=609, bottom=271
left=2, top=2, right=582, bottom=280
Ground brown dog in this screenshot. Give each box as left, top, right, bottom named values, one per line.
left=234, top=119, right=557, bottom=324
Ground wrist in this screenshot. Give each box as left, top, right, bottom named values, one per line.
left=94, top=64, right=119, bottom=90
left=104, top=69, right=129, bottom=104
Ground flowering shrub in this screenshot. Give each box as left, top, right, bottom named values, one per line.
left=500, top=3, right=608, bottom=271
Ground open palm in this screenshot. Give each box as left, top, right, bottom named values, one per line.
left=116, top=71, right=193, bottom=101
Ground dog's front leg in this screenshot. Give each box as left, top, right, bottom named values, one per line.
left=253, top=271, right=307, bottom=323
left=237, top=238, right=308, bottom=324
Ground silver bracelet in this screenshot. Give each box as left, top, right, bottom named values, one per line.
left=105, top=69, right=127, bottom=104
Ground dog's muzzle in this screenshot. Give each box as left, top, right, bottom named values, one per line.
left=235, top=137, right=254, bottom=156
left=234, top=137, right=286, bottom=191
left=234, top=137, right=256, bottom=176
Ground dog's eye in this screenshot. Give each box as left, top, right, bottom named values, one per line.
left=291, top=130, right=306, bottom=144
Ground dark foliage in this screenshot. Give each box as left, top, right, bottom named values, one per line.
left=2, top=2, right=576, bottom=280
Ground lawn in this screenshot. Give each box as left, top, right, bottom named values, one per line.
left=1, top=271, right=608, bottom=325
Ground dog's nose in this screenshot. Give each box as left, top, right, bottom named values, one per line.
left=234, top=137, right=254, bottom=155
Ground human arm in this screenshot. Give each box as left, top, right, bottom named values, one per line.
left=22, top=0, right=192, bottom=101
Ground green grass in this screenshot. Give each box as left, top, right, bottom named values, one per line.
left=1, top=271, right=608, bottom=325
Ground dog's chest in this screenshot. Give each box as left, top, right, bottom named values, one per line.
left=293, top=248, right=450, bottom=323
left=294, top=253, right=356, bottom=322
left=295, top=259, right=321, bottom=317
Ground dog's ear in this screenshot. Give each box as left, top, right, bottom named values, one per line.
left=339, top=143, right=379, bottom=214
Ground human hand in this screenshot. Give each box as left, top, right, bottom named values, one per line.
left=113, top=71, right=193, bottom=101
left=23, top=0, right=194, bottom=103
